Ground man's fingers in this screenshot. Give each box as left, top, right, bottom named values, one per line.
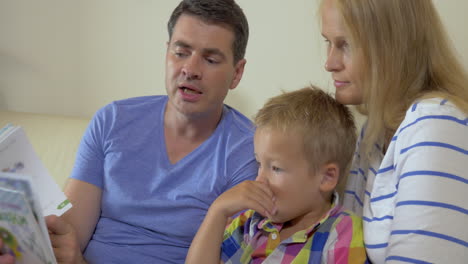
left=46, top=215, right=72, bottom=235
left=0, top=238, right=15, bottom=264
left=0, top=254, right=15, bottom=264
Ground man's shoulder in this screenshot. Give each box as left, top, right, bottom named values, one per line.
left=97, top=95, right=166, bottom=117
left=222, top=104, right=255, bottom=137
left=112, top=95, right=166, bottom=108
left=91, top=95, right=166, bottom=128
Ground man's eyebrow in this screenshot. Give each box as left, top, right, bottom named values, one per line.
left=171, top=41, right=227, bottom=60
left=203, top=48, right=226, bottom=59
left=172, top=40, right=191, bottom=49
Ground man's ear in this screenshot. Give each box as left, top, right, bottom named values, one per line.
left=319, top=163, right=339, bottom=193
left=229, top=58, right=246, bottom=90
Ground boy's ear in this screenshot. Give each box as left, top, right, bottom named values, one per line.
left=319, top=163, right=339, bottom=192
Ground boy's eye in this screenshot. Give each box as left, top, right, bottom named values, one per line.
left=272, top=166, right=282, bottom=172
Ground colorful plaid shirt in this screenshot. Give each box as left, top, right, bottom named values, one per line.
left=221, top=194, right=367, bottom=264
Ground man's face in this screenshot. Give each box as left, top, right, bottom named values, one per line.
left=165, top=14, right=246, bottom=120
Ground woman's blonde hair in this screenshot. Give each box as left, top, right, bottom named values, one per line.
left=254, top=86, right=357, bottom=181
left=326, top=0, right=468, bottom=151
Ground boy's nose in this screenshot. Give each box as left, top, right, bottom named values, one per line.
left=255, top=170, right=269, bottom=184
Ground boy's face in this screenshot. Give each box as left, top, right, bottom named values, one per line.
left=254, top=128, right=328, bottom=225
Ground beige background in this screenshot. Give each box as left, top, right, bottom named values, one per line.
left=0, top=1, right=467, bottom=187
left=1, top=0, right=467, bottom=120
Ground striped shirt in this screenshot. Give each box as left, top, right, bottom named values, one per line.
left=221, top=194, right=367, bottom=263
left=343, top=98, right=468, bottom=263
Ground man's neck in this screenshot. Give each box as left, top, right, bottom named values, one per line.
left=164, top=107, right=223, bottom=140
left=163, top=105, right=223, bottom=164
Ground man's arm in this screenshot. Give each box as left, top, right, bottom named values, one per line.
left=47, top=178, right=102, bottom=264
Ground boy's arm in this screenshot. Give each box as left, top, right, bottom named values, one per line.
left=186, top=180, right=276, bottom=264
left=186, top=206, right=229, bottom=264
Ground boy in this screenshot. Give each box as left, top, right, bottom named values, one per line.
left=186, top=86, right=367, bottom=263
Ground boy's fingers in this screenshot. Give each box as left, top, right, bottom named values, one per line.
left=253, top=181, right=275, bottom=200
left=247, top=183, right=276, bottom=213
left=244, top=190, right=277, bottom=217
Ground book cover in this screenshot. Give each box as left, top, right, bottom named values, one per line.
left=0, top=181, right=55, bottom=264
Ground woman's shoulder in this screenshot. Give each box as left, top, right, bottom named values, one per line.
left=394, top=97, right=467, bottom=145
left=402, top=97, right=467, bottom=124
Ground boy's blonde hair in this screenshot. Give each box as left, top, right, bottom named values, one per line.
left=323, top=0, right=468, bottom=152
left=254, top=86, right=357, bottom=180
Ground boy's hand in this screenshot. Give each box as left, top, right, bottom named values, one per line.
left=210, top=180, right=277, bottom=219
left=46, top=215, right=87, bottom=264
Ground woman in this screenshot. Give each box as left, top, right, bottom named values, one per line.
left=320, top=0, right=468, bottom=263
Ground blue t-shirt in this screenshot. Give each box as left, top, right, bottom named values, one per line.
left=70, top=96, right=258, bottom=263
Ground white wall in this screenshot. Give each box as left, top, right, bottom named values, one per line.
left=0, top=0, right=467, bottom=120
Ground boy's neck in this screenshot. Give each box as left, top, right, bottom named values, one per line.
left=279, top=195, right=334, bottom=241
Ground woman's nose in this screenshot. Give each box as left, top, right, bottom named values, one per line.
left=325, top=47, right=343, bottom=72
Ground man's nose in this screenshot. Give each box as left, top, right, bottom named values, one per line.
left=182, top=56, right=202, bottom=80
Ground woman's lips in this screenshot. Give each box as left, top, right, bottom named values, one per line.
left=334, top=80, right=350, bottom=88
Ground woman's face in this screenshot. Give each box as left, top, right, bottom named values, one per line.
left=321, top=0, right=364, bottom=105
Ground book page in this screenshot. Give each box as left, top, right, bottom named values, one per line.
left=0, top=126, right=72, bottom=216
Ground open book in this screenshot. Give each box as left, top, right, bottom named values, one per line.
left=0, top=124, right=73, bottom=264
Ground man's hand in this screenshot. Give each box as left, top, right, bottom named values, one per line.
left=211, top=180, right=277, bottom=219
left=46, top=215, right=87, bottom=264
left=0, top=239, right=15, bottom=264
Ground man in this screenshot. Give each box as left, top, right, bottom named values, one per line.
left=0, top=0, right=256, bottom=263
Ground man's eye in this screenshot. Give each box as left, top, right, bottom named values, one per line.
left=206, top=57, right=219, bottom=64
left=174, top=51, right=187, bottom=57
